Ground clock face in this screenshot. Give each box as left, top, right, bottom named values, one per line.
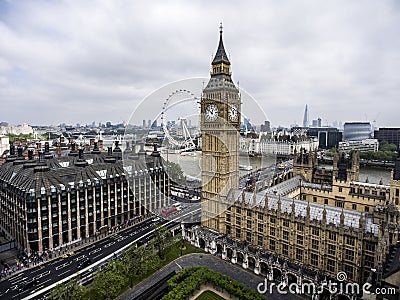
left=205, top=104, right=218, bottom=121
left=229, top=104, right=238, bottom=121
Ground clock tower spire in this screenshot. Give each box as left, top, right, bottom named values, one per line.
left=211, top=23, right=231, bottom=78
left=201, top=25, right=241, bottom=232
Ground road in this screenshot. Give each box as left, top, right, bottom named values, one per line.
left=239, top=159, right=293, bottom=188
left=0, top=209, right=199, bottom=300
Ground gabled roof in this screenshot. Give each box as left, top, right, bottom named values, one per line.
left=227, top=187, right=379, bottom=236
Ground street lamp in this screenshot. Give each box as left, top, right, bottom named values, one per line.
left=180, top=220, right=186, bottom=256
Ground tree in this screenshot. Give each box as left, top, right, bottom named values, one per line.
left=123, top=242, right=160, bottom=287
left=92, top=260, right=127, bottom=300
left=123, top=244, right=146, bottom=287
left=47, top=278, right=86, bottom=300
left=166, top=161, right=186, bottom=184
left=379, top=141, right=398, bottom=152
left=326, top=147, right=337, bottom=157
left=153, top=225, right=172, bottom=260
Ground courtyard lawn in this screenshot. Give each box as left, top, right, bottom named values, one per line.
left=196, top=290, right=227, bottom=300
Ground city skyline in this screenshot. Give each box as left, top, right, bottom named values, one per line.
left=1, top=1, right=399, bottom=127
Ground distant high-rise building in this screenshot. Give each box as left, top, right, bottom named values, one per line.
left=243, top=118, right=255, bottom=133
left=148, top=120, right=151, bottom=128
left=302, top=104, right=309, bottom=128
left=311, top=118, right=322, bottom=127
left=307, top=127, right=342, bottom=149
left=374, top=128, right=400, bottom=146
left=343, top=122, right=372, bottom=141
left=260, top=120, right=271, bottom=132
left=142, top=120, right=146, bottom=128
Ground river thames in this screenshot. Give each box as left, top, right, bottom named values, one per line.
left=162, top=152, right=391, bottom=184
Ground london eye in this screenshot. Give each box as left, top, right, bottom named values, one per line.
left=160, top=89, right=199, bottom=152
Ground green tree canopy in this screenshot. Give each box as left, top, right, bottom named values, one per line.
left=47, top=278, right=86, bottom=300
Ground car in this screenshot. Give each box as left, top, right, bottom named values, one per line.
left=61, top=251, right=75, bottom=259
left=77, top=258, right=91, bottom=270
left=20, top=278, right=39, bottom=290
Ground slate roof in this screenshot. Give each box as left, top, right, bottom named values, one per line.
left=0, top=148, right=164, bottom=197
left=266, top=175, right=304, bottom=196
left=227, top=187, right=380, bottom=236
left=212, top=28, right=230, bottom=66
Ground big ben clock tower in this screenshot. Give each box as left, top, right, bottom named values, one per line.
left=201, top=24, right=241, bottom=232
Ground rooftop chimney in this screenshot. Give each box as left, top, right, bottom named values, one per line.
left=105, top=146, right=116, bottom=163
left=57, top=142, right=62, bottom=157
left=44, top=142, right=50, bottom=153
left=28, top=149, right=34, bottom=160
left=17, top=147, right=23, bottom=157
left=91, top=142, right=101, bottom=154
left=78, top=148, right=83, bottom=159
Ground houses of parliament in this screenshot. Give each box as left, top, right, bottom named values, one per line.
left=185, top=26, right=400, bottom=299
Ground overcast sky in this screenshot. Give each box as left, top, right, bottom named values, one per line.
left=0, top=0, right=399, bottom=128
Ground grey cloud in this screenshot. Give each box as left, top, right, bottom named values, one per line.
left=0, top=0, right=399, bottom=127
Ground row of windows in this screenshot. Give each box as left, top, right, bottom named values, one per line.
left=261, top=238, right=357, bottom=278
left=304, top=195, right=372, bottom=212
left=228, top=217, right=360, bottom=247
left=229, top=225, right=362, bottom=252
left=350, top=187, right=387, bottom=197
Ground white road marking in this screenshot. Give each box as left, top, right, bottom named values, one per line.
left=57, top=270, right=70, bottom=277
left=103, top=241, right=115, bottom=248
left=34, top=285, right=44, bottom=291
left=31, top=268, right=42, bottom=274
left=9, top=272, right=24, bottom=280
left=88, top=247, right=102, bottom=255
left=10, top=277, right=28, bottom=285
left=92, top=253, right=103, bottom=260
left=55, top=261, right=72, bottom=271
left=74, top=255, right=87, bottom=262
left=12, top=292, right=23, bottom=299
left=34, top=270, right=51, bottom=279
left=41, top=279, right=52, bottom=286
left=117, top=235, right=128, bottom=242
left=175, top=262, right=182, bottom=270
